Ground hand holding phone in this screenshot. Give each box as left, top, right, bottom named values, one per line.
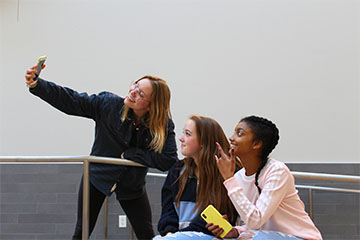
left=26, top=56, right=47, bottom=88
left=33, top=56, right=47, bottom=81
left=201, top=205, right=233, bottom=238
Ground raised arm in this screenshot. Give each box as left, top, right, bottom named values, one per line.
left=26, top=64, right=109, bottom=120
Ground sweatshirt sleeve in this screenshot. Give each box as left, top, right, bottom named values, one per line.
left=29, top=78, right=105, bottom=121
left=122, top=119, right=178, bottom=171
left=224, top=165, right=291, bottom=229
left=157, top=165, right=180, bottom=236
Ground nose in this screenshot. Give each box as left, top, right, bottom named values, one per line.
left=229, top=135, right=234, bottom=142
left=179, top=135, right=184, bottom=142
left=130, top=86, right=138, bottom=96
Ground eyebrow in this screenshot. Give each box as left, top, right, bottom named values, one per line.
left=184, top=129, right=192, bottom=134
left=235, top=127, right=246, bottom=132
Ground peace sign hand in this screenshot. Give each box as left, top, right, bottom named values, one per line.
left=215, top=142, right=236, bottom=181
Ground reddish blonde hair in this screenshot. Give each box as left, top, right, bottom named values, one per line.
left=175, top=115, right=236, bottom=221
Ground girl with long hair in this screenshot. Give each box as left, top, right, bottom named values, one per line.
left=154, top=115, right=238, bottom=240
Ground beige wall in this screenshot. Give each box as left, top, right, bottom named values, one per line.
left=1, top=0, right=359, bottom=163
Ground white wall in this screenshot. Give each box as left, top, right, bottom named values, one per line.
left=1, top=0, right=359, bottom=163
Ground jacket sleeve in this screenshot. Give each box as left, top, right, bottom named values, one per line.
left=122, top=119, right=178, bottom=171
left=157, top=165, right=180, bottom=236
left=224, top=165, right=291, bottom=229
left=29, top=78, right=105, bottom=121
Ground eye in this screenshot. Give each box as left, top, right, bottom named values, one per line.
left=183, top=130, right=191, bottom=137
left=237, top=130, right=243, bottom=137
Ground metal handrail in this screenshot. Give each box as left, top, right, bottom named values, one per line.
left=145, top=171, right=360, bottom=221
left=1, top=156, right=359, bottom=240
left=291, top=171, right=360, bottom=183
left=0, top=155, right=143, bottom=240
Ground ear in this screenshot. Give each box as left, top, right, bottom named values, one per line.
left=252, top=140, right=263, bottom=151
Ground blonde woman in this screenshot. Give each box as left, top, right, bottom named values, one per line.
left=25, top=64, right=178, bottom=240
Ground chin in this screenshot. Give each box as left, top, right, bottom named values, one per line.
left=181, top=151, right=188, bottom=157
left=124, top=99, right=132, bottom=107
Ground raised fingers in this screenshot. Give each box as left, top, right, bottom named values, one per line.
left=215, top=142, right=228, bottom=160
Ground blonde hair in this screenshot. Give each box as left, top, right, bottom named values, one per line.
left=121, top=75, right=172, bottom=153
left=174, top=115, right=236, bottom=222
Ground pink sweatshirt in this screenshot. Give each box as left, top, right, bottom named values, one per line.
left=224, top=159, right=322, bottom=240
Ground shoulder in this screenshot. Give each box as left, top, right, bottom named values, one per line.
left=96, top=91, right=124, bottom=107
left=97, top=91, right=123, bottom=101
left=169, top=160, right=184, bottom=172
left=164, top=160, right=183, bottom=182
left=167, top=118, right=175, bottom=130
left=266, top=159, right=288, bottom=171
left=263, top=159, right=293, bottom=181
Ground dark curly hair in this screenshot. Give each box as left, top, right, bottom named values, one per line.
left=240, top=116, right=280, bottom=194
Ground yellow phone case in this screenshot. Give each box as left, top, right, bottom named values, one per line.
left=201, top=205, right=233, bottom=238
left=34, top=56, right=47, bottom=80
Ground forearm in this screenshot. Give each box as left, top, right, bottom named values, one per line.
left=29, top=78, right=98, bottom=119
left=123, top=147, right=177, bottom=170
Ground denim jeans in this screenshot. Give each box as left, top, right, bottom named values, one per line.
left=237, top=230, right=304, bottom=240
left=152, top=230, right=304, bottom=240
left=153, top=232, right=216, bottom=240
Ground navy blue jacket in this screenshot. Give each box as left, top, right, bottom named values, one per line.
left=158, top=161, right=237, bottom=236
left=30, top=78, right=178, bottom=199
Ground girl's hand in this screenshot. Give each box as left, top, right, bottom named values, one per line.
left=206, top=223, right=239, bottom=239
left=215, top=142, right=236, bottom=180
left=25, top=64, right=46, bottom=87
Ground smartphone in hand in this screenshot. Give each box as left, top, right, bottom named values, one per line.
left=201, top=205, right=233, bottom=238
left=33, top=56, right=47, bottom=81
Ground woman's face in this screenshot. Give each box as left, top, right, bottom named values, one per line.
left=124, top=79, right=153, bottom=117
left=229, top=121, right=257, bottom=157
left=179, top=119, right=201, bottom=159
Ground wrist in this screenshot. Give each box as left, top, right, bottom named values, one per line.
left=27, top=80, right=38, bottom=88
left=222, top=173, right=234, bottom=181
